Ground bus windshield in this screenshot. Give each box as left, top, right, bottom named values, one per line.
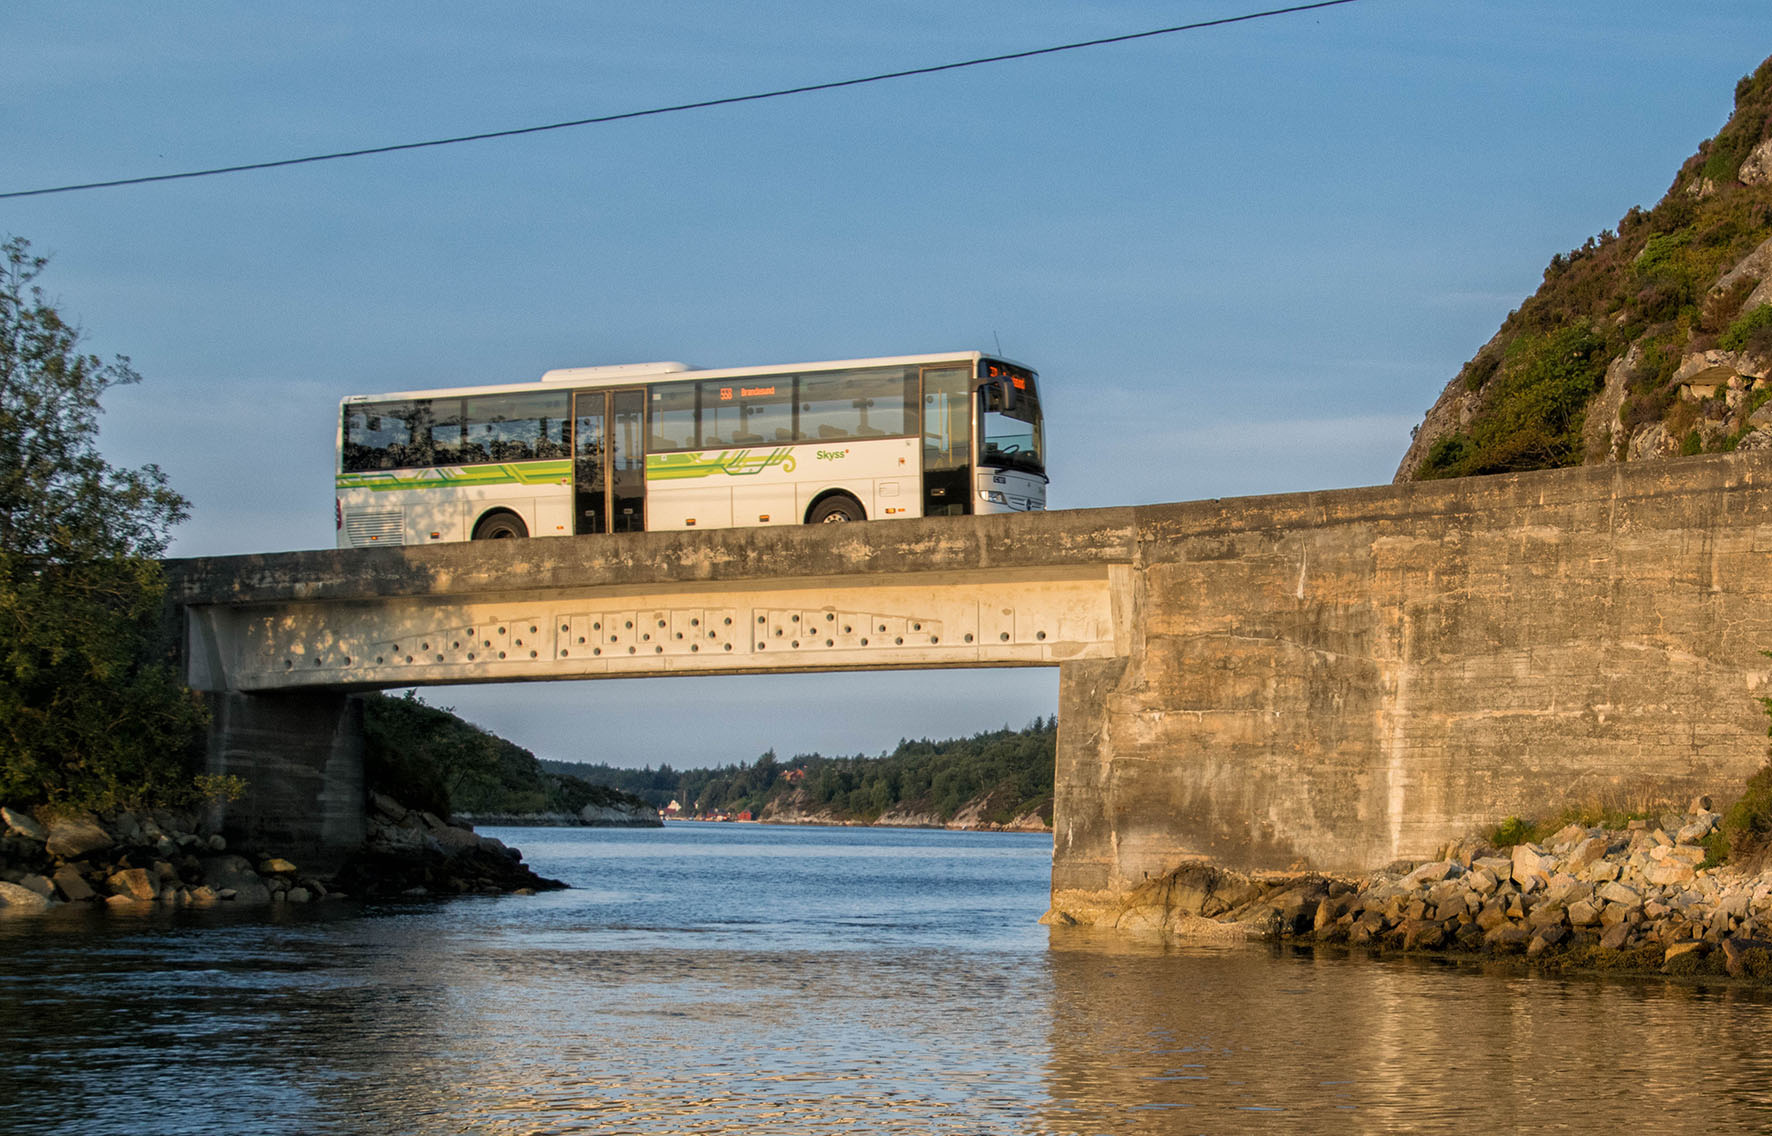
left=980, top=381, right=1045, bottom=477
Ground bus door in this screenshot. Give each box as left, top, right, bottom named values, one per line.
left=573, top=388, right=647, bottom=534
left=920, top=364, right=972, bottom=516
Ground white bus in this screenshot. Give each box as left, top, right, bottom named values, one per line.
left=336, top=350, right=1045, bottom=548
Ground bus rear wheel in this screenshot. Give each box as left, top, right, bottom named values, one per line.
left=472, top=511, right=528, bottom=540
left=808, top=495, right=865, bottom=524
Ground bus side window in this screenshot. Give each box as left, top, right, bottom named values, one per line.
left=461, top=391, right=571, bottom=463
left=648, top=382, right=698, bottom=451
left=429, top=399, right=467, bottom=465
left=342, top=399, right=430, bottom=471
left=795, top=367, right=911, bottom=442
left=702, top=378, right=793, bottom=447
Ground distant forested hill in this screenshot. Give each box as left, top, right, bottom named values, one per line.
left=542, top=717, right=1058, bottom=828
left=360, top=692, right=653, bottom=820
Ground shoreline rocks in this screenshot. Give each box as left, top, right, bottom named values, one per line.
left=0, top=795, right=565, bottom=916
left=1045, top=801, right=1772, bottom=981
left=454, top=800, right=662, bottom=828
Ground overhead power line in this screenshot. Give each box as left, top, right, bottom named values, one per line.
left=2, top=0, right=1360, bottom=200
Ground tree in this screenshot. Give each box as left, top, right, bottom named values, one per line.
left=0, top=236, right=206, bottom=809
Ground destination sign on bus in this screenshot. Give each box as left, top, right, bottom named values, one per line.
left=982, top=361, right=1030, bottom=390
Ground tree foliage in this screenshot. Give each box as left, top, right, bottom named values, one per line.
left=548, top=716, right=1060, bottom=825
left=360, top=690, right=650, bottom=819
left=0, top=236, right=205, bottom=809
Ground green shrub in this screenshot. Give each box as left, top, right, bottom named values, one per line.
left=1682, top=429, right=1704, bottom=456
left=1721, top=304, right=1772, bottom=354
left=1717, top=761, right=1772, bottom=864
left=1489, top=816, right=1531, bottom=847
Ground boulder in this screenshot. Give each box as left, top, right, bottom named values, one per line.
left=1511, top=843, right=1555, bottom=881
left=1402, top=919, right=1447, bottom=950
left=113, top=812, right=144, bottom=843
left=1400, top=860, right=1459, bottom=888
left=1599, top=921, right=1633, bottom=951
left=51, top=866, right=94, bottom=902
left=427, top=825, right=485, bottom=857
left=1567, top=836, right=1610, bottom=873
left=1676, top=814, right=1719, bottom=845
left=1597, top=882, right=1643, bottom=908
left=1723, top=936, right=1772, bottom=979
left=198, top=855, right=272, bottom=906
left=1644, top=861, right=1697, bottom=887
left=1663, top=940, right=1706, bottom=966
left=44, top=814, right=113, bottom=859
left=106, top=868, right=158, bottom=901
left=0, top=880, right=52, bottom=913
left=1, top=806, right=46, bottom=843
left=1473, top=856, right=1514, bottom=879
left=1567, top=897, right=1603, bottom=926
left=1546, top=824, right=1588, bottom=852
left=369, top=790, right=409, bottom=823
left=1527, top=903, right=1568, bottom=931
left=1484, top=922, right=1531, bottom=949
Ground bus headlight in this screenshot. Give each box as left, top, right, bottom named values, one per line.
left=982, top=490, right=1008, bottom=505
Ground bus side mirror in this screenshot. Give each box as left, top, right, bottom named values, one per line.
left=981, top=378, right=1017, bottom=413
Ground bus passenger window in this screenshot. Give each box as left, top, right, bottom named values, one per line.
left=342, top=399, right=430, bottom=471
left=702, top=378, right=792, bottom=447
left=648, top=383, right=697, bottom=451
left=796, top=367, right=911, bottom=442
left=429, top=399, right=466, bottom=465
left=461, top=391, right=571, bottom=463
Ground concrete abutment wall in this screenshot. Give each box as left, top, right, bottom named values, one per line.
left=1053, top=453, right=1772, bottom=911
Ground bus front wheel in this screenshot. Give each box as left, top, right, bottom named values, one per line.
left=472, top=511, right=528, bottom=540
left=808, top=495, right=865, bottom=524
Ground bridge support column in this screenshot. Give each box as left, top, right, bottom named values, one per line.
left=205, top=691, right=366, bottom=872
left=1051, top=657, right=1129, bottom=897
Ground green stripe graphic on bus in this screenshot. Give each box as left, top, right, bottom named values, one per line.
left=336, top=460, right=571, bottom=492
left=646, top=450, right=797, bottom=480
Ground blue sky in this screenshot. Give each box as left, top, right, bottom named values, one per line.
left=6, top=2, right=1767, bottom=768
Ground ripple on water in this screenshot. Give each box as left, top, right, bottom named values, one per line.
left=4, top=825, right=1772, bottom=1134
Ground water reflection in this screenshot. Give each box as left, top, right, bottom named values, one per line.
left=3, top=827, right=1772, bottom=1134
left=1041, top=930, right=1772, bottom=1133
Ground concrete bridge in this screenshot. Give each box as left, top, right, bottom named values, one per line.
left=171, top=451, right=1772, bottom=911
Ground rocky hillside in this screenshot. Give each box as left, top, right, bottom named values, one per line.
left=1398, top=55, right=1772, bottom=481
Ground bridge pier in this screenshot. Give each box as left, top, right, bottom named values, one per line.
left=204, top=691, right=366, bottom=871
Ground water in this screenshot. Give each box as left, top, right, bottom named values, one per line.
left=4, top=822, right=1772, bottom=1134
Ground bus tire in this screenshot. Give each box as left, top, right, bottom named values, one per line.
left=807, top=494, right=865, bottom=524
left=471, top=510, right=528, bottom=540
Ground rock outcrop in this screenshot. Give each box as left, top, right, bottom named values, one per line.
left=455, top=799, right=661, bottom=827
left=0, top=794, right=564, bottom=915
left=1398, top=55, right=1772, bottom=482
left=1046, top=802, right=1772, bottom=979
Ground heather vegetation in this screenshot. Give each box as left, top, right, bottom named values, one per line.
left=1408, top=57, right=1772, bottom=479
left=545, top=716, right=1058, bottom=826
